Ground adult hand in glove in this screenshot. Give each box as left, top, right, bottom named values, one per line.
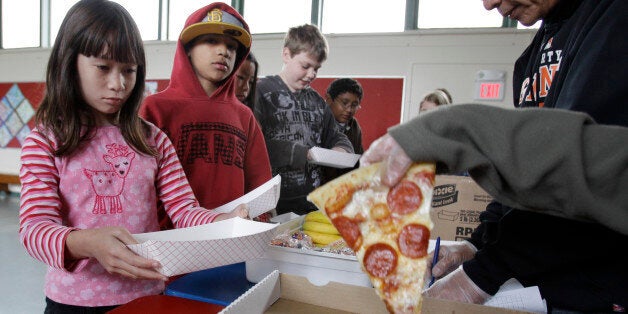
left=428, top=240, right=477, bottom=279
left=423, top=266, right=491, bottom=304
left=359, top=134, right=412, bottom=187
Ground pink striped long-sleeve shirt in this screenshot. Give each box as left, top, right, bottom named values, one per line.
left=19, top=123, right=221, bottom=306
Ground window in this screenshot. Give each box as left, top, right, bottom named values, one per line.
left=417, top=0, right=503, bottom=28
left=322, top=0, right=405, bottom=33
left=243, top=0, right=312, bottom=34
left=168, top=0, right=229, bottom=41
left=2, top=0, right=40, bottom=48
left=113, top=0, right=160, bottom=40
left=1, top=0, right=541, bottom=49
left=50, top=0, right=160, bottom=44
left=50, top=0, right=79, bottom=45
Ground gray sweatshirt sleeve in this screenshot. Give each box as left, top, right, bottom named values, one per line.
left=389, top=104, right=628, bottom=235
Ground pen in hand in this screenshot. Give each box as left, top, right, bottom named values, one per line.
left=428, top=236, right=441, bottom=287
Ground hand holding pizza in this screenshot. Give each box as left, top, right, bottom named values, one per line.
left=359, top=134, right=413, bottom=187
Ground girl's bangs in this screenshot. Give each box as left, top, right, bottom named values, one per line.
left=79, top=18, right=144, bottom=66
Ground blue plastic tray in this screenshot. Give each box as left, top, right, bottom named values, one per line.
left=164, top=262, right=255, bottom=306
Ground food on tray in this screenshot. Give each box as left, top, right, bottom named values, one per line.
left=307, top=162, right=436, bottom=313
left=303, top=211, right=343, bottom=246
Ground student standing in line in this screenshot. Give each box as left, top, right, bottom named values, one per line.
left=19, top=1, right=247, bottom=312
left=235, top=52, right=259, bottom=111
left=322, top=78, right=365, bottom=183
left=254, top=24, right=353, bottom=215
left=419, top=88, right=452, bottom=113
left=140, top=3, right=272, bottom=228
left=362, top=0, right=628, bottom=312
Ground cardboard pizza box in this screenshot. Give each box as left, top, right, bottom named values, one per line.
left=245, top=213, right=372, bottom=287
left=245, top=214, right=455, bottom=289
left=430, top=175, right=493, bottom=241
left=220, top=271, right=534, bottom=314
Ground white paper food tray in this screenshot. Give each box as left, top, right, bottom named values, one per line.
left=244, top=213, right=372, bottom=287
left=309, top=147, right=361, bottom=168
left=211, top=175, right=281, bottom=219
left=128, top=217, right=278, bottom=276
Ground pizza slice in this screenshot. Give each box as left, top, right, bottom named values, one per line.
left=307, top=162, right=435, bottom=314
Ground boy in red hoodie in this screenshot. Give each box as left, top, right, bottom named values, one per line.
left=140, top=3, right=272, bottom=228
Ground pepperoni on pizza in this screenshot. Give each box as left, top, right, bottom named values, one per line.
left=307, top=162, right=435, bottom=313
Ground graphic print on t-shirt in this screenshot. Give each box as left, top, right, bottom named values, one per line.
left=261, top=87, right=325, bottom=197
left=518, top=35, right=563, bottom=108
left=83, top=143, right=135, bottom=214
left=175, top=122, right=246, bottom=169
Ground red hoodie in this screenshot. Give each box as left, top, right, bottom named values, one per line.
left=140, top=3, right=271, bottom=227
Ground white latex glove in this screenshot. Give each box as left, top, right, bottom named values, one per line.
left=359, top=134, right=412, bottom=186
left=423, top=265, right=491, bottom=304
left=428, top=241, right=477, bottom=278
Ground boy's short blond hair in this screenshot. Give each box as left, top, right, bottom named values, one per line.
left=283, top=24, right=328, bottom=63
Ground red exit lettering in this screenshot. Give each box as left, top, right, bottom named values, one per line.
left=479, top=83, right=501, bottom=99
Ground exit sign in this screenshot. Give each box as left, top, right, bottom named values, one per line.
left=474, top=70, right=506, bottom=101
left=479, top=82, right=502, bottom=100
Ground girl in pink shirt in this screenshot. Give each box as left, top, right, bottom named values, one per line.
left=18, top=1, right=247, bottom=312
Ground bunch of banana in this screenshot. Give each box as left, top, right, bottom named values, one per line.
left=303, top=211, right=342, bottom=246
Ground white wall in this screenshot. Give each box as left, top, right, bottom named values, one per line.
left=0, top=28, right=536, bottom=176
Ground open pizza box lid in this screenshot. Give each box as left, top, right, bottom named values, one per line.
left=219, top=270, right=535, bottom=314
left=128, top=217, right=278, bottom=276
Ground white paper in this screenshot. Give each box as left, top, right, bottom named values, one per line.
left=485, top=279, right=547, bottom=313
left=128, top=218, right=278, bottom=276
left=211, top=175, right=281, bottom=218
left=309, top=147, right=361, bottom=168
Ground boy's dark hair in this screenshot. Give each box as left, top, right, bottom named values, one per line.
left=283, top=24, right=328, bottom=63
left=242, top=52, right=259, bottom=110
left=327, top=78, right=363, bottom=102
left=36, top=0, right=154, bottom=156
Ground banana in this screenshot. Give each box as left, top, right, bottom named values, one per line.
left=303, top=221, right=340, bottom=235
left=304, top=210, right=332, bottom=224
left=303, top=230, right=343, bottom=246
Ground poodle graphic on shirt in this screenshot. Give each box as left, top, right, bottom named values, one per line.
left=83, top=143, right=135, bottom=214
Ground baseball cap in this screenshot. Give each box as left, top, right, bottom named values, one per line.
left=180, top=8, right=251, bottom=48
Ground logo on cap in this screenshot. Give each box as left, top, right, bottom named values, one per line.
left=207, top=9, right=223, bottom=23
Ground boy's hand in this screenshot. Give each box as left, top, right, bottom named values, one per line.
left=66, top=227, right=167, bottom=281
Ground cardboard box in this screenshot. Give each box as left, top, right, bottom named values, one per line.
left=430, top=175, right=493, bottom=241
left=245, top=214, right=372, bottom=287
left=220, top=271, right=532, bottom=314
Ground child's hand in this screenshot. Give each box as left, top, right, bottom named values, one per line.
left=65, top=227, right=168, bottom=281
left=215, top=203, right=250, bottom=221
